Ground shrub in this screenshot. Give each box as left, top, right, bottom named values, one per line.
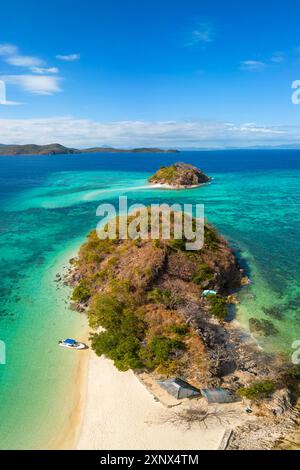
left=147, top=288, right=171, bottom=305
left=149, top=165, right=177, bottom=182
left=152, top=239, right=161, bottom=248
left=207, top=295, right=227, bottom=320
left=91, top=330, right=143, bottom=371
left=88, top=293, right=124, bottom=329
left=169, top=324, right=190, bottom=336
left=80, top=232, right=115, bottom=264
left=147, top=288, right=182, bottom=309
left=204, top=225, right=219, bottom=249
left=237, top=380, right=276, bottom=401
left=140, top=335, right=185, bottom=369
left=168, top=238, right=186, bottom=251
left=72, top=280, right=92, bottom=303
left=192, top=263, right=214, bottom=285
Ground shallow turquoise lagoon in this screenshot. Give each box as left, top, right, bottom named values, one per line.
left=0, top=150, right=299, bottom=448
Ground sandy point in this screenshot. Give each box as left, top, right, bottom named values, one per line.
left=74, top=351, right=246, bottom=450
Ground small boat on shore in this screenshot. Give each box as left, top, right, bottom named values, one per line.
left=58, top=338, right=86, bottom=350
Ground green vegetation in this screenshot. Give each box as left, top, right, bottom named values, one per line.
left=149, top=165, right=178, bottom=182
left=80, top=231, right=116, bottom=264
left=140, top=335, right=185, bottom=369
left=204, top=225, right=220, bottom=250
left=88, top=279, right=186, bottom=372
left=72, top=207, right=240, bottom=380
left=168, top=237, right=187, bottom=251
left=207, top=295, right=228, bottom=320
left=169, top=324, right=190, bottom=336
left=192, top=263, right=214, bottom=285
left=89, top=280, right=145, bottom=370
left=147, top=288, right=171, bottom=306
left=147, top=288, right=182, bottom=309
left=237, top=380, right=276, bottom=401
left=91, top=308, right=145, bottom=371
left=72, top=280, right=92, bottom=303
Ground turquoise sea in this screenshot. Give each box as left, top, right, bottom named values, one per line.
left=0, top=150, right=299, bottom=449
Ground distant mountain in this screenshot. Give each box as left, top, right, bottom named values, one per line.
left=82, top=146, right=179, bottom=154
left=0, top=144, right=179, bottom=156
left=0, top=143, right=80, bottom=156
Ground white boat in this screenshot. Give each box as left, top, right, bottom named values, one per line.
left=58, top=338, right=86, bottom=350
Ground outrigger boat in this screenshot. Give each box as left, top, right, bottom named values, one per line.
left=58, top=338, right=86, bottom=350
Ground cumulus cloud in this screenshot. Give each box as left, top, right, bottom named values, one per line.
left=0, top=117, right=294, bottom=148
left=56, top=53, right=80, bottom=62
left=2, top=75, right=62, bottom=95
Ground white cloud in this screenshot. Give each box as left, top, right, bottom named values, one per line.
left=228, top=122, right=285, bottom=135
left=6, top=55, right=44, bottom=67
left=30, top=66, right=59, bottom=74
left=0, top=43, right=62, bottom=96
left=240, top=60, right=267, bottom=71
left=2, top=75, right=62, bottom=95
left=0, top=43, right=18, bottom=56
left=0, top=43, right=44, bottom=68
left=0, top=117, right=294, bottom=148
left=56, top=53, right=80, bottom=62
left=187, top=23, right=215, bottom=46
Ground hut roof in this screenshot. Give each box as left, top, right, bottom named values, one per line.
left=201, top=388, right=236, bottom=404
left=158, top=378, right=201, bottom=400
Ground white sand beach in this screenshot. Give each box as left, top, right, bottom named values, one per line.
left=75, top=351, right=247, bottom=450
left=148, top=183, right=204, bottom=190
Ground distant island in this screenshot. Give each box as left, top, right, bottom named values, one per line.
left=148, top=162, right=211, bottom=189
left=0, top=143, right=179, bottom=156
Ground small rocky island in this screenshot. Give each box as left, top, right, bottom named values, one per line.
left=148, top=162, right=211, bottom=188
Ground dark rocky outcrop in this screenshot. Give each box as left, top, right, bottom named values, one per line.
left=249, top=318, right=279, bottom=337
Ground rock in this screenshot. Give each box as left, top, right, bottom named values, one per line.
left=262, top=306, right=284, bottom=321
left=148, top=162, right=211, bottom=188
left=267, top=389, right=293, bottom=416
left=243, top=360, right=257, bottom=371
left=249, top=318, right=279, bottom=337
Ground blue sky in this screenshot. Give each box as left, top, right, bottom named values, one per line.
left=0, top=0, right=300, bottom=148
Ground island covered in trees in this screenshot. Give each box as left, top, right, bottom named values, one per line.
left=64, top=174, right=300, bottom=449
left=148, top=162, right=211, bottom=188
